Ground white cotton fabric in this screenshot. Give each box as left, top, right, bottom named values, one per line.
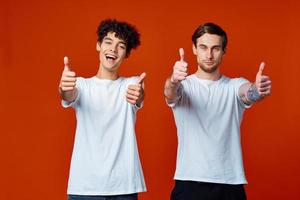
left=62, top=76, right=146, bottom=195
left=168, top=74, right=250, bottom=184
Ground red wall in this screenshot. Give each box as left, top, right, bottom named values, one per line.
left=1, top=0, right=299, bottom=199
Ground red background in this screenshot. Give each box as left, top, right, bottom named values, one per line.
left=1, top=0, right=300, bottom=199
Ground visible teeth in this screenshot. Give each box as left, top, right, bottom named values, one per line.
left=106, top=56, right=116, bottom=60
left=106, top=55, right=116, bottom=60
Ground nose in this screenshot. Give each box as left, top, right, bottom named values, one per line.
left=109, top=44, right=118, bottom=53
left=206, top=49, right=213, bottom=59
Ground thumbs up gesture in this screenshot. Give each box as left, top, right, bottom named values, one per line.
left=255, top=62, right=271, bottom=98
left=59, top=56, right=77, bottom=92
left=170, top=48, right=188, bottom=83
left=126, top=72, right=146, bottom=105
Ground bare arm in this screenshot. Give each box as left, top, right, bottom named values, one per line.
left=164, top=48, right=188, bottom=104
left=164, top=77, right=182, bottom=103
left=239, top=62, right=272, bottom=105
left=59, top=87, right=78, bottom=102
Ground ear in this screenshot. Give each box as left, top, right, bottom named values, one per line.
left=223, top=48, right=226, bottom=55
left=96, top=42, right=101, bottom=52
left=192, top=44, right=197, bottom=55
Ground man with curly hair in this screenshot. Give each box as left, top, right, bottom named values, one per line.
left=59, top=19, right=146, bottom=200
left=164, top=23, right=271, bottom=200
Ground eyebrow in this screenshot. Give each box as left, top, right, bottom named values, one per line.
left=103, top=37, right=126, bottom=45
left=103, top=37, right=113, bottom=41
left=119, top=41, right=126, bottom=45
left=198, top=44, right=222, bottom=48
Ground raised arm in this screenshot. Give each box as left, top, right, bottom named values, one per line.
left=239, top=62, right=272, bottom=105
left=164, top=48, right=188, bottom=104
left=59, top=56, right=78, bottom=103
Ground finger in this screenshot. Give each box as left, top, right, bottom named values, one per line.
left=127, top=89, right=140, bottom=96
left=128, top=85, right=141, bottom=91
left=126, top=93, right=139, bottom=100
left=257, top=62, right=265, bottom=77
left=259, top=86, right=271, bottom=92
left=259, top=80, right=271, bottom=87
left=126, top=98, right=137, bottom=105
left=179, top=48, right=184, bottom=62
left=61, top=86, right=75, bottom=91
left=137, top=72, right=146, bottom=84
left=175, top=71, right=188, bottom=77
left=64, top=56, right=70, bottom=71
left=63, top=71, right=76, bottom=77
left=61, top=82, right=76, bottom=87
left=61, top=77, right=77, bottom=82
left=259, top=76, right=270, bottom=82
left=175, top=65, right=188, bottom=73
left=259, top=91, right=271, bottom=96
left=126, top=94, right=139, bottom=102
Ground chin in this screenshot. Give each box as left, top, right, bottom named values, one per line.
left=200, top=65, right=218, bottom=73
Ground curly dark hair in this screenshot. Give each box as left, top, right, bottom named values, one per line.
left=97, top=19, right=141, bottom=57
left=192, top=23, right=227, bottom=52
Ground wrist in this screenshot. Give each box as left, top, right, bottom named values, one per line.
left=247, top=83, right=261, bottom=102
left=170, top=76, right=178, bottom=84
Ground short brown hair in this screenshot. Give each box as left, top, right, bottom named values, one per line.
left=192, top=23, right=227, bottom=51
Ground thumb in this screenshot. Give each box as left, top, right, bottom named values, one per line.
left=137, top=72, right=146, bottom=84
left=179, top=48, right=185, bottom=62
left=64, top=56, right=71, bottom=71
left=256, top=62, right=265, bottom=77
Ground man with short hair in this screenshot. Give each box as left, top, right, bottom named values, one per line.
left=164, top=22, right=271, bottom=200
left=59, top=19, right=146, bottom=200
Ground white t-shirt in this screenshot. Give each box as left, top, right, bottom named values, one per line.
left=62, top=76, right=146, bottom=195
left=168, top=74, right=250, bottom=184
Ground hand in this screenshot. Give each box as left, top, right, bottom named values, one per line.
left=255, top=62, right=271, bottom=98
left=170, top=48, right=188, bottom=83
left=126, top=72, right=146, bottom=105
left=59, top=56, right=76, bottom=92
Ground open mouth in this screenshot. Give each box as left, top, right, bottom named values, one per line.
left=105, top=54, right=117, bottom=62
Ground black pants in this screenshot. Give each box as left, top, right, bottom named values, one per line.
left=170, top=180, right=247, bottom=200
left=68, top=193, right=138, bottom=200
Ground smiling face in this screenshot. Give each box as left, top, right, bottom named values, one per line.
left=97, top=32, right=127, bottom=73
left=193, top=33, right=225, bottom=73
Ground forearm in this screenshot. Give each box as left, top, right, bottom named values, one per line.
left=239, top=83, right=262, bottom=105
left=59, top=88, right=78, bottom=103
left=164, top=77, right=181, bottom=103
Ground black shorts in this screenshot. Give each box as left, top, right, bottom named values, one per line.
left=170, top=180, right=247, bottom=200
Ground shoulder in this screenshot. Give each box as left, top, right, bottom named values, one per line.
left=76, top=76, right=94, bottom=86
left=221, top=76, right=249, bottom=86
left=120, top=76, right=139, bottom=85
left=181, top=74, right=196, bottom=85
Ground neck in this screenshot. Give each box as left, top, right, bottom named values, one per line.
left=195, top=67, right=221, bottom=81
left=96, top=63, right=119, bottom=80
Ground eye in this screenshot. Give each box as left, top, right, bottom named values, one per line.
left=213, top=47, right=221, bottom=52
left=198, top=45, right=207, bottom=50
left=119, top=45, right=126, bottom=49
